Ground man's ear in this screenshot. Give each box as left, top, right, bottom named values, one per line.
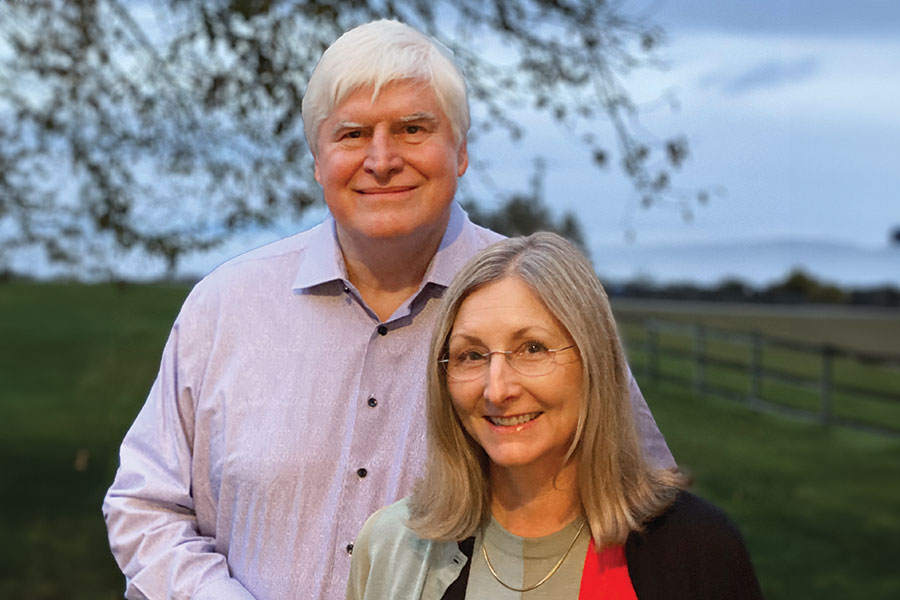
left=457, top=139, right=469, bottom=177
left=313, top=156, right=321, bottom=184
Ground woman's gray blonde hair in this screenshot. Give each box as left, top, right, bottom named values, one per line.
left=407, top=232, right=685, bottom=547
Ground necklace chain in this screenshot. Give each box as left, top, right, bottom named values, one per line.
left=481, top=519, right=587, bottom=593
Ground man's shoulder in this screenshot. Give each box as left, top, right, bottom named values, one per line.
left=193, top=223, right=328, bottom=294
left=458, top=213, right=504, bottom=250
left=428, top=207, right=504, bottom=284
left=212, top=225, right=323, bottom=280
left=171, top=223, right=329, bottom=324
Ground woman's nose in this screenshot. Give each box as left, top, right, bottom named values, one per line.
left=483, top=353, right=520, bottom=405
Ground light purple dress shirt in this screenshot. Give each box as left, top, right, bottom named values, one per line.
left=102, top=203, right=674, bottom=600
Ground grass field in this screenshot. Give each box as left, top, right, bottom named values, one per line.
left=611, top=297, right=900, bottom=355
left=612, top=293, right=900, bottom=433
left=0, top=282, right=186, bottom=599
left=1, top=282, right=898, bottom=599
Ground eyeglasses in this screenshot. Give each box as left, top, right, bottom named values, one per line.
left=439, top=342, right=576, bottom=381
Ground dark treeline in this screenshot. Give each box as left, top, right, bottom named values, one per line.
left=609, top=269, right=900, bottom=308
left=3, top=267, right=897, bottom=307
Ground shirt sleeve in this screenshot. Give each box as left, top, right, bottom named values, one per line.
left=627, top=365, right=677, bottom=469
left=102, top=310, right=255, bottom=600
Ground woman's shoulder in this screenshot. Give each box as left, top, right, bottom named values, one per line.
left=348, top=499, right=467, bottom=600
left=355, top=498, right=416, bottom=550
left=354, top=498, right=450, bottom=563
left=625, top=491, right=763, bottom=599
left=348, top=499, right=422, bottom=599
left=650, top=490, right=741, bottom=537
left=629, top=490, right=749, bottom=557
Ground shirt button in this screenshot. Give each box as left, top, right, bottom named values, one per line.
left=357, top=468, right=368, bottom=478
left=346, top=543, right=354, bottom=555
left=377, top=324, right=388, bottom=336
left=342, top=285, right=350, bottom=294
left=367, top=397, right=378, bottom=408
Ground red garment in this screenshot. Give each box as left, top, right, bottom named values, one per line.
left=578, top=540, right=638, bottom=599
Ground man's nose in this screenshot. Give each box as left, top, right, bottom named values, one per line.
left=363, top=128, right=403, bottom=179
left=483, top=353, right=520, bottom=405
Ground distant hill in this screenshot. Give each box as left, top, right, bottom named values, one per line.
left=591, top=238, right=900, bottom=288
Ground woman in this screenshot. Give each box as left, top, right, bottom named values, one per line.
left=347, top=232, right=762, bottom=599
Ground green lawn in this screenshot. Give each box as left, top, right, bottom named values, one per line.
left=0, top=282, right=188, bottom=600
left=611, top=298, right=900, bottom=356
left=1, top=282, right=898, bottom=598
left=645, top=382, right=900, bottom=599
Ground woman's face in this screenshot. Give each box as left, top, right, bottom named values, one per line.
left=446, top=277, right=583, bottom=476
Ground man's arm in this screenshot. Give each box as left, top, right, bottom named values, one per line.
left=102, top=318, right=256, bottom=600
left=626, top=366, right=676, bottom=469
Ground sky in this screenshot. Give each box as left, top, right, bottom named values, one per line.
left=174, top=0, right=900, bottom=287
left=605, top=0, right=899, bottom=248
left=6, top=0, right=899, bottom=286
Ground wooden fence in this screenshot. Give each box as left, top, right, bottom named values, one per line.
left=616, top=316, right=900, bottom=436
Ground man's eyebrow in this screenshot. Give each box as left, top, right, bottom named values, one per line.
left=398, top=112, right=437, bottom=123
left=331, top=121, right=365, bottom=135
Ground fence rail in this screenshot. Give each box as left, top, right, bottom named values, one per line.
left=616, top=316, right=900, bottom=436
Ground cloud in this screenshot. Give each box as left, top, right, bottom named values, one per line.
left=701, top=56, right=820, bottom=94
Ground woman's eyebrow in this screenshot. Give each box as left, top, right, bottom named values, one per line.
left=448, top=333, right=482, bottom=344
left=510, top=326, right=555, bottom=339
left=449, top=326, right=554, bottom=346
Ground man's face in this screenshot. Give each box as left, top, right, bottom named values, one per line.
left=314, top=79, right=468, bottom=249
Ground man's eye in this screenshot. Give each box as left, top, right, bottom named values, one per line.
left=344, top=131, right=362, bottom=139
left=401, top=123, right=430, bottom=139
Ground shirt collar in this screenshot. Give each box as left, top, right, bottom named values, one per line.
left=291, top=216, right=347, bottom=291
left=291, top=202, right=483, bottom=294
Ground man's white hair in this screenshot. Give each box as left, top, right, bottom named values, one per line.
left=301, top=19, right=469, bottom=155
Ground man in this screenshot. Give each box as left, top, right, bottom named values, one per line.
left=103, top=20, right=674, bottom=600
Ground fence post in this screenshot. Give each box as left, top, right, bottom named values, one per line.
left=647, top=320, right=659, bottom=384
left=750, top=332, right=762, bottom=404
left=821, top=345, right=834, bottom=424
left=693, top=324, right=706, bottom=395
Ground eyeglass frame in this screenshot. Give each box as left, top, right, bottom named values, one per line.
left=437, top=344, right=577, bottom=381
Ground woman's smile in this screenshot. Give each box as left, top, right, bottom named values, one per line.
left=485, top=411, right=543, bottom=428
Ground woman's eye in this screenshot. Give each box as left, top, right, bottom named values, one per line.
left=522, top=341, right=549, bottom=354
left=456, top=350, right=486, bottom=363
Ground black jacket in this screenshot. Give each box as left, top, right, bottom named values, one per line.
left=442, top=491, right=764, bottom=599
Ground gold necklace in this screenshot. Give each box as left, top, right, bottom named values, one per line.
left=481, top=519, right=587, bottom=593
